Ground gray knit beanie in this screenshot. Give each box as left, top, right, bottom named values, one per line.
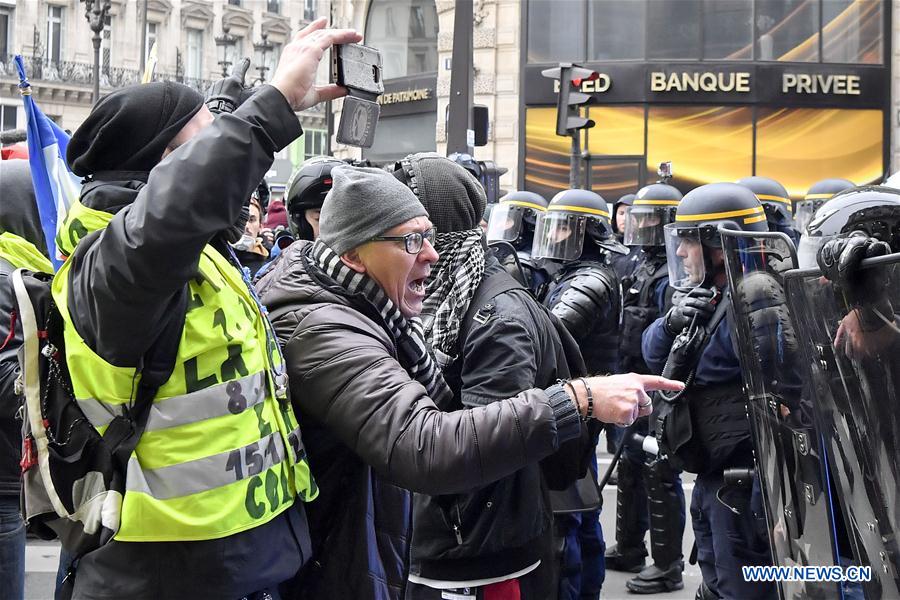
left=394, top=152, right=487, bottom=232
left=319, top=166, right=429, bottom=256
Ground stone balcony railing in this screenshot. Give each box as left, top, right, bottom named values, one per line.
left=0, top=53, right=215, bottom=100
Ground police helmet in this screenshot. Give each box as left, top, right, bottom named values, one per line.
left=487, top=190, right=548, bottom=245
left=797, top=186, right=900, bottom=268
left=532, top=189, right=611, bottom=262
left=795, top=178, right=855, bottom=234
left=285, top=156, right=344, bottom=240
left=664, top=182, right=767, bottom=289
left=624, top=183, right=682, bottom=247
left=736, top=176, right=792, bottom=226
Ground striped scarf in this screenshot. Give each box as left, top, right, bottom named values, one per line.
left=310, top=239, right=454, bottom=408
left=421, top=229, right=486, bottom=369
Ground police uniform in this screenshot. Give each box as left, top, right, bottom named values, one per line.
left=642, top=183, right=775, bottom=600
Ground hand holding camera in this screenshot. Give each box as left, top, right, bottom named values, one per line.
left=270, top=18, right=363, bottom=112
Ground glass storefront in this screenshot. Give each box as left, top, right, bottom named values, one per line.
left=524, top=105, right=883, bottom=199
left=522, top=0, right=887, bottom=200
left=528, top=0, right=883, bottom=64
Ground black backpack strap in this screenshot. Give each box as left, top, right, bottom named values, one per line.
left=103, top=287, right=188, bottom=473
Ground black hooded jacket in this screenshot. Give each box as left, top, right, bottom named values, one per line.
left=0, top=159, right=49, bottom=497
left=60, top=87, right=314, bottom=600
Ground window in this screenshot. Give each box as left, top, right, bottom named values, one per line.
left=304, top=0, right=316, bottom=22
left=47, top=6, right=64, bottom=65
left=267, top=0, right=280, bottom=14
left=365, top=0, right=438, bottom=80
left=589, top=1, right=645, bottom=61
left=186, top=29, right=203, bottom=79
left=527, top=0, right=584, bottom=63
left=756, top=0, right=819, bottom=61
left=303, top=129, right=327, bottom=160
left=145, top=22, right=158, bottom=62
left=529, top=0, right=880, bottom=65
left=703, top=0, right=752, bottom=60
left=0, top=8, right=11, bottom=61
left=646, top=106, right=753, bottom=188
left=822, top=0, right=883, bottom=64
left=755, top=108, right=882, bottom=196
left=1, top=104, right=17, bottom=131
left=265, top=43, right=281, bottom=81
left=101, top=14, right=111, bottom=76
left=646, top=0, right=701, bottom=60
left=228, top=0, right=241, bottom=5
left=524, top=104, right=884, bottom=199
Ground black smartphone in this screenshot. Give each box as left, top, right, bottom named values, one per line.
left=332, top=44, right=383, bottom=148
left=332, top=43, right=383, bottom=95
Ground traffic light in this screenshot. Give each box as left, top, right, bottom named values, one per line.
left=541, top=63, right=599, bottom=136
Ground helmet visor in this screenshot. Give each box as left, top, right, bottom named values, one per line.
left=663, top=223, right=707, bottom=290
left=623, top=205, right=673, bottom=246
left=487, top=203, right=526, bottom=243
left=532, top=212, right=586, bottom=261
left=794, top=199, right=825, bottom=234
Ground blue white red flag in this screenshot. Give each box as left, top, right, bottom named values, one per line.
left=14, top=55, right=81, bottom=271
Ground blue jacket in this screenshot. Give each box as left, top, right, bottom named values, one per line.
left=641, top=305, right=742, bottom=385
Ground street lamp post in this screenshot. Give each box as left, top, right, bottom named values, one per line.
left=253, top=32, right=274, bottom=85
left=215, top=21, right=237, bottom=78
left=81, top=0, right=111, bottom=104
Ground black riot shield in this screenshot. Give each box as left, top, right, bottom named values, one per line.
left=721, top=229, right=843, bottom=599
left=785, top=252, right=900, bottom=599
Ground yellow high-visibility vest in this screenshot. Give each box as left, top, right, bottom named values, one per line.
left=51, top=201, right=316, bottom=542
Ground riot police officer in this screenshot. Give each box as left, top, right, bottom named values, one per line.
left=487, top=190, right=554, bottom=297
left=736, top=176, right=798, bottom=243
left=643, top=183, right=775, bottom=600
left=532, top=189, right=621, bottom=600
left=606, top=181, right=688, bottom=595
left=795, top=178, right=854, bottom=234
left=285, top=155, right=344, bottom=242
left=610, top=193, right=640, bottom=280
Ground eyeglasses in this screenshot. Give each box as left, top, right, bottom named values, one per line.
left=371, top=228, right=436, bottom=255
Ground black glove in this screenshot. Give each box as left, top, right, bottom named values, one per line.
left=664, top=287, right=716, bottom=335
left=817, top=232, right=891, bottom=288
left=205, top=58, right=256, bottom=115
left=818, top=232, right=893, bottom=329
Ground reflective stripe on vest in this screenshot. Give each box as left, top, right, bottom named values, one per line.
left=0, top=233, right=53, bottom=274
left=52, top=207, right=316, bottom=542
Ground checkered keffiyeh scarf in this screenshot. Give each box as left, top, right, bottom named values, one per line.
left=421, top=229, right=486, bottom=369
left=309, top=239, right=454, bottom=408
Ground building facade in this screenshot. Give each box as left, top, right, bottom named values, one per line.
left=2, top=0, right=899, bottom=199
left=330, top=0, right=899, bottom=201
left=0, top=0, right=331, bottom=188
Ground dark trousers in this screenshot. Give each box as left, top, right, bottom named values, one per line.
left=0, top=494, right=25, bottom=600
left=557, top=456, right=605, bottom=600
left=690, top=472, right=776, bottom=600
left=616, top=419, right=685, bottom=566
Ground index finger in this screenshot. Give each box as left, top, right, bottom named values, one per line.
left=636, top=375, right=685, bottom=392
left=294, top=17, right=328, bottom=41
left=316, top=29, right=364, bottom=50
